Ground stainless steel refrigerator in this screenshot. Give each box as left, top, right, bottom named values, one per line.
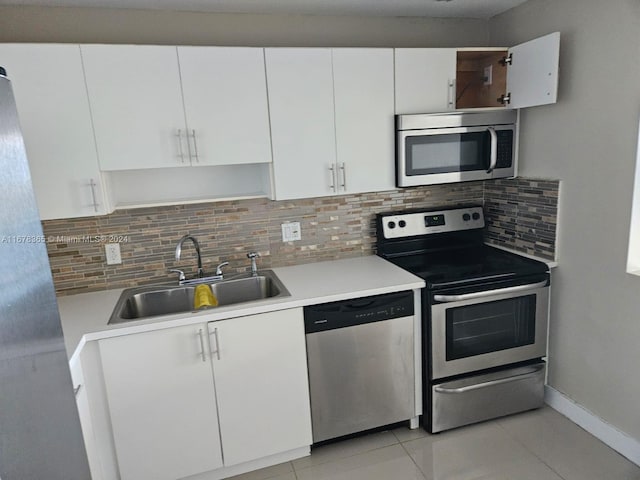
left=0, top=69, right=91, bottom=479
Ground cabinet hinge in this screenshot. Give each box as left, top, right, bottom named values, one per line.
left=499, top=53, right=513, bottom=66
left=497, top=93, right=511, bottom=105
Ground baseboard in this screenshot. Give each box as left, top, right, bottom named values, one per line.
left=545, top=385, right=640, bottom=466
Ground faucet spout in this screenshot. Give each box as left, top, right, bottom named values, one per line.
left=175, top=234, right=204, bottom=278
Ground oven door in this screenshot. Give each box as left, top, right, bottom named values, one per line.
left=397, top=125, right=515, bottom=187
left=429, top=275, right=549, bottom=380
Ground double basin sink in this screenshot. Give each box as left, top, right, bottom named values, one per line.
left=109, top=270, right=289, bottom=324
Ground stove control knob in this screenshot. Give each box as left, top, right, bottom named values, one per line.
left=388, top=221, right=396, bottom=229
left=399, top=220, right=407, bottom=228
left=463, top=213, right=471, bottom=221
left=472, top=212, right=480, bottom=220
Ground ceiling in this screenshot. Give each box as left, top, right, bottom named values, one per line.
left=0, top=0, right=530, bottom=19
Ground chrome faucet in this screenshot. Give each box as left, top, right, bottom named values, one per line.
left=247, top=252, right=260, bottom=276
left=175, top=234, right=204, bottom=278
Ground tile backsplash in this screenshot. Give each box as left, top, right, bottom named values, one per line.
left=43, top=178, right=559, bottom=295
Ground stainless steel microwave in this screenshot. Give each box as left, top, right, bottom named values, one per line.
left=396, top=110, right=518, bottom=187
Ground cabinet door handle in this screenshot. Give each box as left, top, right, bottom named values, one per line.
left=189, top=129, right=200, bottom=163
left=197, top=329, right=207, bottom=362
left=329, top=164, right=336, bottom=192
left=73, top=384, right=82, bottom=396
left=209, top=327, right=221, bottom=360
left=447, top=78, right=455, bottom=110
left=176, top=129, right=187, bottom=164
left=89, top=178, right=99, bottom=213
left=339, top=162, right=347, bottom=191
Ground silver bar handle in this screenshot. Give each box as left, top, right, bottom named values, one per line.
left=189, top=129, right=200, bottom=163
left=447, top=78, right=455, bottom=109
left=210, top=328, right=221, bottom=360
left=486, top=126, right=498, bottom=174
left=339, top=162, right=347, bottom=191
left=433, top=280, right=548, bottom=303
left=434, top=364, right=545, bottom=394
left=176, top=129, right=186, bottom=164
left=329, top=164, right=336, bottom=192
left=89, top=178, right=99, bottom=213
left=197, top=329, right=207, bottom=362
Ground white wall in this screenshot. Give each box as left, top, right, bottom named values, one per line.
left=0, top=6, right=488, bottom=47
left=490, top=0, right=640, bottom=441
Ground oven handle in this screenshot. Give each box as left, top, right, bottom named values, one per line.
left=433, top=280, right=548, bottom=303
left=434, top=364, right=545, bottom=394
left=486, top=126, right=498, bottom=174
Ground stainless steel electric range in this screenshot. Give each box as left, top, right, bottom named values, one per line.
left=376, top=205, right=550, bottom=433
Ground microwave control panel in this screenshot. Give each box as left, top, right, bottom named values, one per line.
left=380, top=206, right=484, bottom=239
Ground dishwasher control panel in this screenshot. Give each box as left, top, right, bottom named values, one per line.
left=303, top=290, right=414, bottom=333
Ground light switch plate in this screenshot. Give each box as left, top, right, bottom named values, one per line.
left=105, top=243, right=122, bottom=265
left=281, top=222, right=301, bottom=242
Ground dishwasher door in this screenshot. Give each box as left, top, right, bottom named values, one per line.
left=305, top=315, right=415, bottom=443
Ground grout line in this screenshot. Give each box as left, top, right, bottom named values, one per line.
left=397, top=438, right=430, bottom=480
left=494, top=413, right=569, bottom=480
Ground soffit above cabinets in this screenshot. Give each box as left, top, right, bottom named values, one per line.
left=0, top=0, right=530, bottom=19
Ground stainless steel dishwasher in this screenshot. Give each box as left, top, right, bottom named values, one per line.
left=304, top=291, right=415, bottom=443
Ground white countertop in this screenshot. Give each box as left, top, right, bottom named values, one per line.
left=58, top=255, right=425, bottom=364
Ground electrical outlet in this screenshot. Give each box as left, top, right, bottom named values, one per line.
left=281, top=222, right=301, bottom=242
left=105, top=243, right=122, bottom=265
left=483, top=65, right=493, bottom=86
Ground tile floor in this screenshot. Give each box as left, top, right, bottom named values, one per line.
left=229, top=407, right=640, bottom=480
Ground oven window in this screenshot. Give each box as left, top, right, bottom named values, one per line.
left=406, top=131, right=489, bottom=175
left=445, top=295, right=536, bottom=360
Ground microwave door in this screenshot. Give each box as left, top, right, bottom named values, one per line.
left=397, top=126, right=494, bottom=187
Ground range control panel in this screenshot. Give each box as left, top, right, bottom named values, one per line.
left=380, top=206, right=484, bottom=239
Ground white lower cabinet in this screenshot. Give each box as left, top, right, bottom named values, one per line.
left=98, top=308, right=311, bottom=480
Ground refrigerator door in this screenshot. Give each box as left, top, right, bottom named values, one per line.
left=0, top=71, right=91, bottom=479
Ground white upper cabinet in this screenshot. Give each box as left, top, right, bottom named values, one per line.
left=394, top=48, right=456, bottom=114
left=82, top=45, right=273, bottom=171
left=395, top=33, right=560, bottom=112
left=333, top=48, right=395, bottom=194
left=505, top=32, right=560, bottom=109
left=81, top=45, right=187, bottom=170
left=0, top=43, right=109, bottom=219
left=266, top=48, right=337, bottom=200
left=176, top=47, right=272, bottom=166
left=266, top=48, right=395, bottom=200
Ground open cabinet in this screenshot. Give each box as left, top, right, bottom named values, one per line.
left=395, top=32, right=560, bottom=113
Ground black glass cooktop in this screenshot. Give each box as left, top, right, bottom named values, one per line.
left=385, top=244, right=549, bottom=289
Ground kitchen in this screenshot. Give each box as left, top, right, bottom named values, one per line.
left=0, top=0, right=639, bottom=479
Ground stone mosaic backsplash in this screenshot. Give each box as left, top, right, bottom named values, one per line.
left=484, top=178, right=559, bottom=260
left=43, top=177, right=559, bottom=296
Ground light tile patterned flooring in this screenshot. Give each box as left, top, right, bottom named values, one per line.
left=230, top=407, right=640, bottom=480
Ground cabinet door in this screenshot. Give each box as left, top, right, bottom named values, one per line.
left=0, top=44, right=108, bottom=219
left=178, top=47, right=272, bottom=166
left=81, top=45, right=188, bottom=170
left=506, top=32, right=560, bottom=109
left=266, top=48, right=337, bottom=200
left=209, top=309, right=312, bottom=466
left=395, top=48, right=456, bottom=114
left=99, top=325, right=223, bottom=480
left=333, top=48, right=395, bottom=194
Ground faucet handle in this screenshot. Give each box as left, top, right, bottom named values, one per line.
left=247, top=252, right=260, bottom=259
left=247, top=252, right=260, bottom=276
left=168, top=269, right=186, bottom=282
left=215, top=262, right=230, bottom=276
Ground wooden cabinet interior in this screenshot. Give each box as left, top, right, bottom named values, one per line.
left=456, top=50, right=508, bottom=109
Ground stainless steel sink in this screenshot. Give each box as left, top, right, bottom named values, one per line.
left=109, top=270, right=289, bottom=324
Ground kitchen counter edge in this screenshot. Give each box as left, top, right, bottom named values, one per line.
left=59, top=255, right=425, bottom=365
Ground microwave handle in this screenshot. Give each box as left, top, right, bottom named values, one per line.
left=433, top=280, right=548, bottom=303
left=486, top=126, right=498, bottom=174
